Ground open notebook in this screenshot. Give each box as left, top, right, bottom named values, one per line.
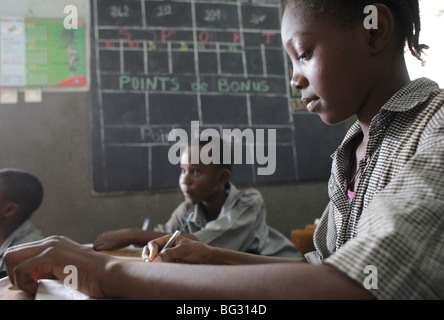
left=35, top=247, right=143, bottom=300
left=36, top=279, right=92, bottom=300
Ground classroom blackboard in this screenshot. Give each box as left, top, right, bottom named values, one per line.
left=90, top=0, right=345, bottom=194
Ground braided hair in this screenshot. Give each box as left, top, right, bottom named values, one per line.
left=284, top=0, right=428, bottom=64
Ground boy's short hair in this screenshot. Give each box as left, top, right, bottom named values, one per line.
left=0, top=169, right=43, bottom=220
left=194, top=137, right=234, bottom=172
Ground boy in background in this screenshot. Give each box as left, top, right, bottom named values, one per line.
left=93, top=138, right=299, bottom=258
left=0, top=169, right=44, bottom=274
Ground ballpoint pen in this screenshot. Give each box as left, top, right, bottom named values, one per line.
left=141, top=211, right=194, bottom=261
left=142, top=217, right=150, bottom=231
left=160, top=211, right=194, bottom=254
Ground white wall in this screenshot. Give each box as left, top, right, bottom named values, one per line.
left=406, top=0, right=444, bottom=87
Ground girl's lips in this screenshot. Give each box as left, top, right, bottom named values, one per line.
left=302, top=97, right=320, bottom=112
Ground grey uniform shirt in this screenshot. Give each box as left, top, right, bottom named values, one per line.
left=0, top=220, right=44, bottom=271
left=305, top=78, right=444, bottom=299
left=155, top=182, right=299, bottom=257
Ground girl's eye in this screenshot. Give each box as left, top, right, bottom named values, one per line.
left=297, top=49, right=312, bottom=61
left=193, top=169, right=200, bottom=175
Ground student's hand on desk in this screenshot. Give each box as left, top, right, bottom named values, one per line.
left=144, top=235, right=212, bottom=264
left=93, top=229, right=133, bottom=251
left=4, top=236, right=116, bottom=298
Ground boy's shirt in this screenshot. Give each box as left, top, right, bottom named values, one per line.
left=0, top=220, right=44, bottom=271
left=155, top=182, right=299, bottom=258
left=305, top=78, right=444, bottom=299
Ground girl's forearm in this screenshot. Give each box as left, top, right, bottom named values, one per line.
left=104, top=259, right=372, bottom=300
left=209, top=246, right=305, bottom=265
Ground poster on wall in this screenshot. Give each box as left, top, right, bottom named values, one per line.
left=0, top=16, right=86, bottom=87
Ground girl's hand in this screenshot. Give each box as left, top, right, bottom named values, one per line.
left=4, top=236, right=117, bottom=298
left=143, top=235, right=212, bottom=264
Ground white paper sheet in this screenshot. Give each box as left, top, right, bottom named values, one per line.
left=35, top=279, right=92, bottom=300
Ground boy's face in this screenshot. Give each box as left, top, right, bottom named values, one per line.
left=179, top=147, right=226, bottom=205
left=0, top=189, right=6, bottom=218
left=0, top=188, right=13, bottom=221
left=282, top=5, right=375, bottom=125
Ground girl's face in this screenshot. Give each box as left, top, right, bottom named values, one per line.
left=282, top=4, right=375, bottom=125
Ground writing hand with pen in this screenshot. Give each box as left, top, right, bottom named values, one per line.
left=142, top=234, right=212, bottom=264
left=142, top=211, right=215, bottom=264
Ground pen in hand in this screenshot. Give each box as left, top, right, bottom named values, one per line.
left=141, top=211, right=194, bottom=262
left=160, top=211, right=194, bottom=253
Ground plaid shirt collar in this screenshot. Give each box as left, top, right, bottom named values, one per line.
left=333, top=77, right=441, bottom=158
left=381, top=77, right=440, bottom=112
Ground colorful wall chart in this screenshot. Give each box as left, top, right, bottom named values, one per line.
left=0, top=16, right=86, bottom=87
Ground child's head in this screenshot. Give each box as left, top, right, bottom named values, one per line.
left=0, top=169, right=43, bottom=222
left=284, top=0, right=427, bottom=62
left=179, top=138, right=232, bottom=205
left=282, top=0, right=427, bottom=124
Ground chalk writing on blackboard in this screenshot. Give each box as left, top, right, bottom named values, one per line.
left=90, top=0, right=345, bottom=193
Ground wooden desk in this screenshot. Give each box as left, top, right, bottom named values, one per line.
left=291, top=224, right=316, bottom=255
left=99, top=247, right=143, bottom=261
left=0, top=277, right=33, bottom=300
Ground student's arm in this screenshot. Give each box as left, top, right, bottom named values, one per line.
left=93, top=203, right=197, bottom=251
left=145, top=234, right=302, bottom=265
left=93, top=229, right=169, bottom=250
left=4, top=236, right=372, bottom=300
left=93, top=229, right=198, bottom=251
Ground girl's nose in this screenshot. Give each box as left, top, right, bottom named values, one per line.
left=290, top=66, right=308, bottom=90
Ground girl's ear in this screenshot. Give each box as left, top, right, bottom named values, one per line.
left=365, top=3, right=396, bottom=54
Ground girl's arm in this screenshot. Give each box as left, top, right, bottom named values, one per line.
left=4, top=236, right=372, bottom=300
left=146, top=234, right=303, bottom=265
left=93, top=229, right=198, bottom=251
